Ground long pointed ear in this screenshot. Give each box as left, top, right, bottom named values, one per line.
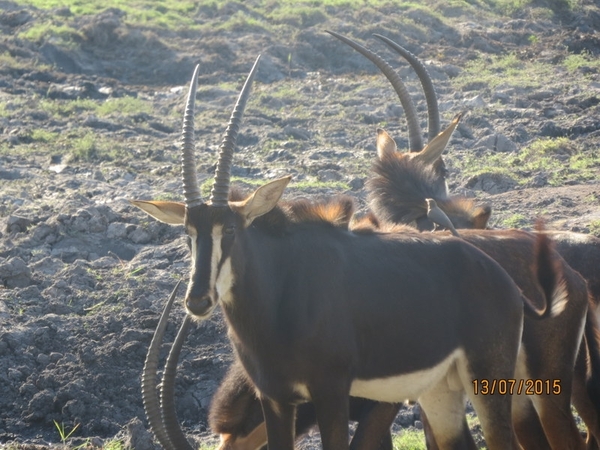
left=411, top=113, right=462, bottom=166
left=229, top=176, right=291, bottom=226
left=376, top=128, right=397, bottom=160
left=130, top=200, right=185, bottom=225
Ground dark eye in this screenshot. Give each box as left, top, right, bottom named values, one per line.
left=224, top=225, right=235, bottom=236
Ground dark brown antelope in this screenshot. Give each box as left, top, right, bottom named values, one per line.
left=368, top=135, right=600, bottom=449
left=133, top=57, right=567, bottom=450
left=328, top=31, right=600, bottom=449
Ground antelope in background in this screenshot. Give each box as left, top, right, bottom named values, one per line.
left=210, top=359, right=396, bottom=450
left=329, top=32, right=600, bottom=449
left=133, top=56, right=567, bottom=450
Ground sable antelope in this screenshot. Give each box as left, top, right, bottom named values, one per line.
left=134, top=57, right=566, bottom=450
left=328, top=32, right=600, bottom=449
left=200, top=218, right=588, bottom=450
left=369, top=129, right=600, bottom=450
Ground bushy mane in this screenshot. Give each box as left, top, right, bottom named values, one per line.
left=229, top=186, right=356, bottom=235
left=366, top=154, right=492, bottom=231
left=285, top=196, right=355, bottom=227
left=367, top=154, right=447, bottom=225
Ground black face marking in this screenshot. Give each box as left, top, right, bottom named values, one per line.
left=183, top=205, right=240, bottom=317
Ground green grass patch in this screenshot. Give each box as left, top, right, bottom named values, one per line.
left=392, top=428, right=426, bottom=449
left=31, top=129, right=60, bottom=143
left=68, top=132, right=97, bottom=161
left=38, top=96, right=152, bottom=119
left=19, top=22, right=82, bottom=46
left=39, top=97, right=98, bottom=118
left=200, top=176, right=351, bottom=197
left=53, top=420, right=80, bottom=445
left=0, top=52, right=29, bottom=70
left=0, top=102, right=10, bottom=118
left=96, top=96, right=152, bottom=116
left=103, top=440, right=126, bottom=450
left=61, top=130, right=129, bottom=162
left=17, top=0, right=199, bottom=31
left=200, top=176, right=265, bottom=197
left=291, top=179, right=351, bottom=191
left=16, top=0, right=451, bottom=37
left=455, top=137, right=598, bottom=187
left=454, top=52, right=554, bottom=90
left=0, top=127, right=130, bottom=162
left=500, top=213, right=529, bottom=228
left=563, top=52, right=600, bottom=73
left=267, top=5, right=329, bottom=27
left=588, top=220, right=600, bottom=237
left=477, top=0, right=579, bottom=14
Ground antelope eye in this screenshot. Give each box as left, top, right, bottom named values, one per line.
left=224, top=225, right=235, bottom=235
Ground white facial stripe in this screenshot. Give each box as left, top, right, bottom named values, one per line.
left=210, top=225, right=236, bottom=305
left=216, top=257, right=234, bottom=305
left=188, top=225, right=198, bottom=269
left=210, top=225, right=223, bottom=298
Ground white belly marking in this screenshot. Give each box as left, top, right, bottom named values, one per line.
left=350, top=348, right=465, bottom=402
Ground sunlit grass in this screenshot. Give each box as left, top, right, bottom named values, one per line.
left=96, top=96, right=152, bottom=116
left=454, top=137, right=599, bottom=187
left=454, top=53, right=555, bottom=90
left=563, top=52, right=600, bottom=73
left=392, top=428, right=426, bottom=449
left=39, top=97, right=98, bottom=118
left=18, top=22, right=82, bottom=45
left=37, top=96, right=152, bottom=119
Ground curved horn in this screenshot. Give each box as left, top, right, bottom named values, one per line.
left=181, top=65, right=203, bottom=208
left=426, top=198, right=460, bottom=237
left=209, top=55, right=262, bottom=207
left=326, top=30, right=423, bottom=152
left=142, top=280, right=183, bottom=450
left=160, top=315, right=195, bottom=450
left=373, top=34, right=440, bottom=140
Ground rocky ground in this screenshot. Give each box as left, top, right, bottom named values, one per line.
left=1, top=0, right=600, bottom=448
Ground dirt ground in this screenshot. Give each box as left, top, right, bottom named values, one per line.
left=1, top=0, right=600, bottom=448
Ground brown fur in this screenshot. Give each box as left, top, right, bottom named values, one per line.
left=180, top=191, right=562, bottom=450
left=210, top=360, right=395, bottom=450
left=367, top=154, right=446, bottom=225
left=284, top=196, right=355, bottom=228
left=229, top=187, right=357, bottom=234
left=364, top=142, right=600, bottom=449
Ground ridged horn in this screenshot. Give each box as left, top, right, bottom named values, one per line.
left=373, top=34, right=440, bottom=140
left=209, top=55, right=262, bottom=207
left=142, top=280, right=183, bottom=450
left=326, top=30, right=423, bottom=152
left=160, top=315, right=194, bottom=450
left=181, top=65, right=203, bottom=208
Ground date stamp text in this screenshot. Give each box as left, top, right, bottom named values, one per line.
left=472, top=379, right=561, bottom=395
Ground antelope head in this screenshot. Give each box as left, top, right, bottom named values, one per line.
left=131, top=56, right=292, bottom=320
